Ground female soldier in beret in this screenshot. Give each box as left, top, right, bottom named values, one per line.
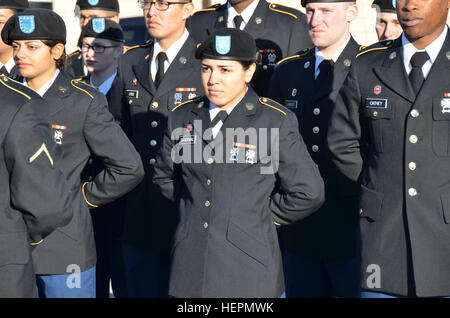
left=1, top=8, right=144, bottom=298
left=153, top=28, right=324, bottom=297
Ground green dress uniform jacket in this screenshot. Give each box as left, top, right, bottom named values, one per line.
left=153, top=88, right=324, bottom=297
left=327, top=31, right=450, bottom=297
left=268, top=37, right=360, bottom=259
left=30, top=71, right=144, bottom=275
left=0, top=75, right=72, bottom=297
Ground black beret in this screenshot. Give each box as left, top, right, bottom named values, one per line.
left=1, top=8, right=66, bottom=45
left=0, top=0, right=29, bottom=10
left=76, top=0, right=119, bottom=12
left=372, top=0, right=396, bottom=12
left=302, top=0, right=355, bottom=8
left=78, top=18, right=124, bottom=46
left=195, top=28, right=257, bottom=62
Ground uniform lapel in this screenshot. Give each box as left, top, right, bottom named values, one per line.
left=189, top=97, right=211, bottom=144
left=242, top=0, right=269, bottom=38
left=106, top=73, right=124, bottom=119
left=154, top=37, right=197, bottom=99
left=132, top=42, right=155, bottom=96
left=415, top=28, right=450, bottom=103
left=213, top=4, right=228, bottom=31
left=373, top=38, right=415, bottom=103
left=298, top=52, right=315, bottom=108
left=314, top=37, right=359, bottom=102
left=43, top=71, right=71, bottom=116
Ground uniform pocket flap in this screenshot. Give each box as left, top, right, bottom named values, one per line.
left=226, top=221, right=268, bottom=266
left=0, top=232, right=30, bottom=267
left=359, top=185, right=384, bottom=221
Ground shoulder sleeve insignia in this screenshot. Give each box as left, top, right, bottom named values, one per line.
left=29, top=143, right=54, bottom=166
left=259, top=97, right=287, bottom=116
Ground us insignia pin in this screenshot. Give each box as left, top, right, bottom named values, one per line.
left=292, top=88, right=297, bottom=97
left=304, top=61, right=310, bottom=69
left=179, top=56, right=187, bottom=64
left=389, top=52, right=397, bottom=60
left=246, top=103, right=254, bottom=110
left=344, top=59, right=351, bottom=67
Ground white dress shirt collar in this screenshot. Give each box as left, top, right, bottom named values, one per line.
left=209, top=89, right=247, bottom=138
left=151, top=29, right=190, bottom=82
left=23, top=69, right=60, bottom=97
left=402, top=26, right=447, bottom=78
left=314, top=36, right=351, bottom=78
left=227, top=0, right=260, bottom=30
left=0, top=56, right=16, bottom=73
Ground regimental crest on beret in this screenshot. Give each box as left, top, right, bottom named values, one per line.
left=92, top=18, right=105, bottom=33
left=89, top=0, right=100, bottom=5
left=215, top=35, right=231, bottom=55
left=19, top=15, right=35, bottom=34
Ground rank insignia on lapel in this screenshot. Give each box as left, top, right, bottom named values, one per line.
left=174, top=92, right=183, bottom=105
left=58, top=86, right=66, bottom=93
left=145, top=54, right=150, bottom=60
left=132, top=78, right=137, bottom=86
left=441, top=98, right=450, bottom=114
left=246, top=103, right=254, bottom=111
left=230, top=147, right=239, bottom=162
left=292, top=88, right=297, bottom=97
left=179, top=56, right=187, bottom=64
left=374, top=85, right=382, bottom=95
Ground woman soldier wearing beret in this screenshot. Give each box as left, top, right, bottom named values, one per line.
left=1, top=8, right=144, bottom=298
left=153, top=28, right=324, bottom=297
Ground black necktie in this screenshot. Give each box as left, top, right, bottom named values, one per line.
left=314, top=59, right=334, bottom=93
left=0, top=66, right=8, bottom=76
left=233, top=15, right=244, bottom=30
left=409, top=51, right=429, bottom=95
left=210, top=110, right=228, bottom=128
left=154, top=51, right=167, bottom=89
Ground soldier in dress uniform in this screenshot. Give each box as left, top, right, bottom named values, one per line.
left=327, top=0, right=450, bottom=298
left=2, top=8, right=144, bottom=298
left=372, top=0, right=402, bottom=41
left=187, top=0, right=312, bottom=96
left=66, top=0, right=120, bottom=78
left=0, top=0, right=28, bottom=78
left=78, top=18, right=128, bottom=298
left=268, top=0, right=360, bottom=298
left=0, top=75, right=72, bottom=298
left=153, top=28, right=324, bottom=298
left=120, top=0, right=203, bottom=298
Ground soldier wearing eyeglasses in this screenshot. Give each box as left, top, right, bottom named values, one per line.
left=77, top=18, right=129, bottom=299
left=119, top=0, right=204, bottom=298
left=66, top=0, right=120, bottom=78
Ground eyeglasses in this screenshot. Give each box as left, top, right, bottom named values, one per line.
left=138, top=0, right=189, bottom=11
left=81, top=44, right=119, bottom=53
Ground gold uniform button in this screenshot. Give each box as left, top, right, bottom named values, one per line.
left=205, top=201, right=211, bottom=207
left=408, top=162, right=417, bottom=171
left=150, top=140, right=157, bottom=147
left=373, top=111, right=378, bottom=117
left=359, top=209, right=363, bottom=215
left=313, top=108, right=320, bottom=115
left=206, top=179, right=211, bottom=186
left=151, top=101, right=159, bottom=109
left=409, top=135, right=418, bottom=144
left=410, top=109, right=419, bottom=117
left=207, top=158, right=214, bottom=164
left=312, top=126, right=320, bottom=134
left=149, top=158, right=156, bottom=165
left=151, top=121, right=158, bottom=128
left=203, top=222, right=209, bottom=229
left=408, top=188, right=418, bottom=197
left=312, top=145, right=319, bottom=152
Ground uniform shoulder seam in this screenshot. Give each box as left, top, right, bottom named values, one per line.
left=0, top=75, right=31, bottom=100
left=123, top=42, right=152, bottom=54
left=277, top=49, right=310, bottom=65
left=70, top=79, right=95, bottom=99
left=268, top=3, right=300, bottom=19
left=172, top=96, right=203, bottom=112
left=356, top=40, right=394, bottom=59
left=259, top=97, right=287, bottom=116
